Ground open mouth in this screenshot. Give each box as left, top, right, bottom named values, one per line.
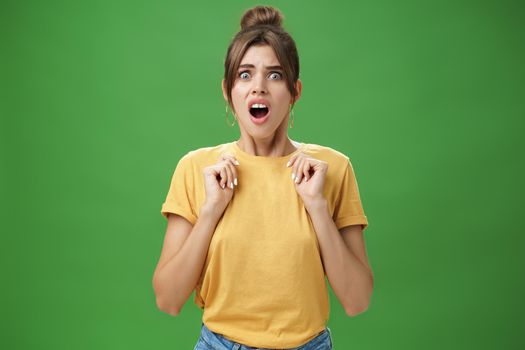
left=249, top=106, right=269, bottom=119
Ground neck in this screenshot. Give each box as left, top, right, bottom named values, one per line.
left=236, top=132, right=298, bottom=157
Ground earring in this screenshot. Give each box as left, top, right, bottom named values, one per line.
left=225, top=104, right=237, bottom=127
left=289, top=105, right=295, bottom=129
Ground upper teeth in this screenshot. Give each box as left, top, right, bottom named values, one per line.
left=251, top=103, right=267, bottom=108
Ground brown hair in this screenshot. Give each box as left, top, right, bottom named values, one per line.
left=223, top=5, right=300, bottom=113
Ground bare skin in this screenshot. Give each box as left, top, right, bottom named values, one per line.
left=153, top=44, right=373, bottom=317
left=152, top=153, right=240, bottom=315
left=222, top=44, right=303, bottom=157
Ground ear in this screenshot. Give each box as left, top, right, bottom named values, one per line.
left=292, top=79, right=303, bottom=104
left=221, top=79, right=228, bottom=102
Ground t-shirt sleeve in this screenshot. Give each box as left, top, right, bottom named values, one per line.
left=160, top=154, right=198, bottom=225
left=333, top=157, right=369, bottom=231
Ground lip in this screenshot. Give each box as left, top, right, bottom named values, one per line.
left=247, top=98, right=271, bottom=125
left=250, top=111, right=270, bottom=125
left=247, top=98, right=271, bottom=110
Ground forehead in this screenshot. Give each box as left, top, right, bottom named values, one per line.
left=240, top=45, right=280, bottom=66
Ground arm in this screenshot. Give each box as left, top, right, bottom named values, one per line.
left=306, top=199, right=374, bottom=317
left=152, top=203, right=223, bottom=316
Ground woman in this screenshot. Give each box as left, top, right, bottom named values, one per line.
left=153, top=5, right=373, bottom=350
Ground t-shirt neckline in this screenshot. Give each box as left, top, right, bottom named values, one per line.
left=231, top=140, right=306, bottom=163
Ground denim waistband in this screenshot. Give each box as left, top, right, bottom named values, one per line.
left=198, top=321, right=332, bottom=350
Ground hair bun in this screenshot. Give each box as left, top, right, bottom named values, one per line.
left=240, top=5, right=284, bottom=30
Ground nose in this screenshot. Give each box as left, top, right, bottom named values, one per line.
left=251, top=73, right=267, bottom=94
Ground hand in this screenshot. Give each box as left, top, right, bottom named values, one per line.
left=203, top=153, right=240, bottom=213
left=287, top=152, right=328, bottom=210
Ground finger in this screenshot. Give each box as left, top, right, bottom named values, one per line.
left=219, top=167, right=227, bottom=189
left=298, top=158, right=309, bottom=184
left=286, top=153, right=299, bottom=167
left=222, top=162, right=234, bottom=189
left=210, top=165, right=222, bottom=181
left=227, top=161, right=238, bottom=186
left=223, top=159, right=239, bottom=186
left=226, top=162, right=237, bottom=189
left=221, top=153, right=240, bottom=166
left=294, top=158, right=305, bottom=184
left=291, top=156, right=301, bottom=182
left=303, top=160, right=312, bottom=182
left=221, top=155, right=240, bottom=186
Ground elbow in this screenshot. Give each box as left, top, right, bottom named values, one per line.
left=345, top=302, right=369, bottom=317
left=345, top=280, right=373, bottom=317
left=156, top=298, right=181, bottom=317
left=164, top=307, right=181, bottom=317
left=345, top=291, right=372, bottom=317
left=152, top=275, right=181, bottom=316
left=153, top=284, right=181, bottom=317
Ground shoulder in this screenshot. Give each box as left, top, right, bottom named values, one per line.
left=303, top=142, right=351, bottom=172
left=177, top=141, right=234, bottom=167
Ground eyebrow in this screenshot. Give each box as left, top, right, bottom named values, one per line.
left=238, top=64, right=283, bottom=70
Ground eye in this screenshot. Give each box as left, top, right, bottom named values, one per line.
left=269, top=72, right=282, bottom=80
left=239, top=71, right=250, bottom=79
left=238, top=70, right=282, bottom=80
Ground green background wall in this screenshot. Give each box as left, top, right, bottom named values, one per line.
left=2, top=0, right=524, bottom=349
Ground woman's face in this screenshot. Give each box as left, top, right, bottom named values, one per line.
left=223, top=44, right=301, bottom=139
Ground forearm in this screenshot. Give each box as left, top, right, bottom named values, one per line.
left=153, top=204, right=222, bottom=315
left=306, top=199, right=373, bottom=315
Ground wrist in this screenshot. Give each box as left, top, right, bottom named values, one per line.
left=200, top=202, right=225, bottom=218
left=304, top=196, right=328, bottom=214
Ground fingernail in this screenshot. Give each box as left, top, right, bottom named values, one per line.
left=291, top=173, right=295, bottom=181
left=235, top=160, right=240, bottom=165
left=230, top=182, right=234, bottom=189
left=221, top=183, right=225, bottom=189
left=295, top=177, right=300, bottom=183
left=234, top=178, right=238, bottom=186
left=286, top=161, right=290, bottom=167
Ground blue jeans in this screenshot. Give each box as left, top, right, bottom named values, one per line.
left=193, top=322, right=333, bottom=350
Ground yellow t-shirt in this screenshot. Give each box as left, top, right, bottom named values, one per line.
left=160, top=141, right=369, bottom=349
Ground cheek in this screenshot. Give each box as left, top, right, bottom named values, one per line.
left=231, top=85, right=247, bottom=102
left=274, top=87, right=292, bottom=106
left=230, top=86, right=241, bottom=101
left=275, top=81, right=291, bottom=94
left=232, top=80, right=250, bottom=92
